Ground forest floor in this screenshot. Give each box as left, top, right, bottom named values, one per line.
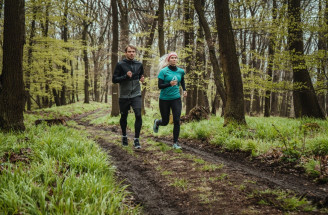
left=72, top=108, right=328, bottom=215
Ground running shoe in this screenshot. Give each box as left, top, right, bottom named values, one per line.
left=153, top=119, right=159, bottom=133
left=122, top=136, right=128, bottom=146
left=134, top=138, right=141, bottom=149
left=173, top=142, right=182, bottom=149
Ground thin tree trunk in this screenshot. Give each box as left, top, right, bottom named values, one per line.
left=93, top=50, right=100, bottom=101
left=60, top=0, right=69, bottom=105
left=0, top=0, right=26, bottom=131
left=26, top=0, right=36, bottom=111
left=214, top=0, right=246, bottom=125
left=158, top=0, right=165, bottom=56
left=70, top=60, right=75, bottom=103
left=195, top=0, right=209, bottom=111
left=317, top=0, right=326, bottom=114
left=325, top=0, right=328, bottom=116
left=288, top=0, right=325, bottom=119
left=82, top=20, right=90, bottom=104
left=118, top=0, right=129, bottom=58
left=271, top=70, right=280, bottom=115
left=184, top=0, right=195, bottom=114
left=250, top=32, right=261, bottom=115
left=194, top=0, right=226, bottom=108
left=105, top=47, right=110, bottom=103
left=264, top=0, right=277, bottom=117
left=111, top=0, right=120, bottom=116
left=141, top=10, right=158, bottom=115
left=42, top=1, right=51, bottom=108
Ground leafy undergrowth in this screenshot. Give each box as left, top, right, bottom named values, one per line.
left=0, top=104, right=140, bottom=214
left=28, top=101, right=110, bottom=119
left=178, top=116, right=328, bottom=181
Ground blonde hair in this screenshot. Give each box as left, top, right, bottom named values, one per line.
left=158, top=52, right=178, bottom=71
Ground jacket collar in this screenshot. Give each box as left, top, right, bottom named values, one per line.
left=123, top=58, right=136, bottom=63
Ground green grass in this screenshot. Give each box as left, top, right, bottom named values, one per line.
left=31, top=101, right=110, bottom=119
left=170, top=178, right=189, bottom=190
left=92, top=101, right=328, bottom=180
left=252, top=189, right=316, bottom=212
left=0, top=104, right=141, bottom=214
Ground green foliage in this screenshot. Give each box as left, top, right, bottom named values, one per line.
left=311, top=137, right=328, bottom=156
left=0, top=116, right=140, bottom=214
left=304, top=159, right=320, bottom=178
left=252, top=189, right=315, bottom=212
left=170, top=178, right=188, bottom=191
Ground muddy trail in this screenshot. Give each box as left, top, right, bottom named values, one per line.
left=71, top=109, right=328, bottom=214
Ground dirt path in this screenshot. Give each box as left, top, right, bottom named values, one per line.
left=71, top=109, right=328, bottom=214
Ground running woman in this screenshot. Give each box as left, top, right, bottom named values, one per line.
left=153, top=52, right=187, bottom=149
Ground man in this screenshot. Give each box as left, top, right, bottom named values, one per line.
left=112, top=45, right=145, bottom=149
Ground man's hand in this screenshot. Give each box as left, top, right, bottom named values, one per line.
left=140, top=75, right=145, bottom=83
left=127, top=71, right=132, bottom=78
left=183, top=91, right=187, bottom=97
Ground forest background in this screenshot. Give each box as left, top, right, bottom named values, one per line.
left=0, top=0, right=327, bottom=130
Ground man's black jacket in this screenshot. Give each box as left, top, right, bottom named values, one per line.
left=112, top=59, right=144, bottom=99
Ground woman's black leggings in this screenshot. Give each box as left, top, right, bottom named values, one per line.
left=158, top=98, right=182, bottom=143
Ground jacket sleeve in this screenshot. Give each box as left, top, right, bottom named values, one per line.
left=158, top=78, right=171, bottom=89
left=112, top=63, right=127, bottom=83
left=139, top=64, right=144, bottom=79
left=180, top=76, right=186, bottom=91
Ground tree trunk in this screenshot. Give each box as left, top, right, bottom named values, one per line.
left=93, top=50, right=100, bottom=102
left=82, top=20, right=90, bottom=104
left=105, top=7, right=112, bottom=104
left=70, top=60, right=75, bottom=103
left=325, top=0, right=328, bottom=116
left=184, top=0, right=195, bottom=114
left=141, top=10, right=158, bottom=115
left=194, top=0, right=226, bottom=109
left=214, top=0, right=246, bottom=125
left=0, top=0, right=26, bottom=131
left=195, top=1, right=209, bottom=111
left=59, top=0, right=69, bottom=106
left=317, top=0, right=326, bottom=114
left=111, top=0, right=120, bottom=116
left=288, top=0, right=325, bottom=119
left=105, top=46, right=110, bottom=103
left=41, top=1, right=51, bottom=108
left=250, top=32, right=261, bottom=115
left=118, top=0, right=129, bottom=58
left=26, top=0, right=36, bottom=111
left=52, top=89, right=61, bottom=106
left=271, top=70, right=280, bottom=115
left=158, top=0, right=165, bottom=56
left=264, top=0, right=277, bottom=117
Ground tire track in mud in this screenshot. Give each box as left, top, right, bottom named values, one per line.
left=154, top=137, right=328, bottom=206
left=71, top=109, right=183, bottom=214
left=71, top=109, right=328, bottom=214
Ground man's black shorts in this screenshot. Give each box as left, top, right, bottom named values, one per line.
left=119, top=96, right=142, bottom=114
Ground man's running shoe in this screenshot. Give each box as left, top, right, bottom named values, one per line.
left=153, top=119, right=159, bottom=133
left=173, top=142, right=182, bottom=149
left=122, top=136, right=128, bottom=146
left=134, top=138, right=141, bottom=149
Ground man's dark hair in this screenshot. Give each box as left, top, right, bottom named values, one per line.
left=125, top=44, right=137, bottom=52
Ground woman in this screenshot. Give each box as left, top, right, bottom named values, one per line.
left=153, top=52, right=187, bottom=149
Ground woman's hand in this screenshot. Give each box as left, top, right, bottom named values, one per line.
left=183, top=91, right=187, bottom=97
left=170, top=80, right=178, bottom=86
